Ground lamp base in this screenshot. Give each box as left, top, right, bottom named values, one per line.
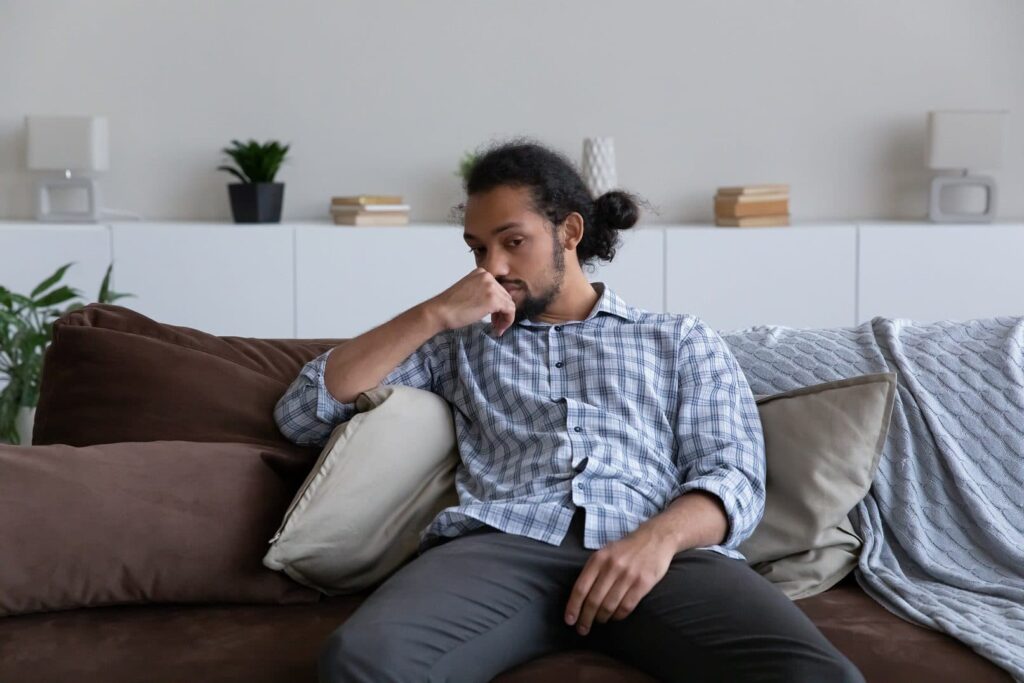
left=928, top=173, right=997, bottom=223
left=35, top=175, right=100, bottom=223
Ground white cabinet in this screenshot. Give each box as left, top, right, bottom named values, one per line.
left=295, top=224, right=472, bottom=339
left=0, top=223, right=111, bottom=302
left=586, top=226, right=665, bottom=313
left=665, top=224, right=857, bottom=331
left=110, top=223, right=294, bottom=338
left=858, top=223, right=1024, bottom=323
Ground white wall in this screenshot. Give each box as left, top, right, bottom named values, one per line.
left=0, top=0, right=1021, bottom=224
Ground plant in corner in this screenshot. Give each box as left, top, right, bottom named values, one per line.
left=455, top=150, right=479, bottom=185
left=0, top=263, right=133, bottom=445
left=218, top=139, right=291, bottom=223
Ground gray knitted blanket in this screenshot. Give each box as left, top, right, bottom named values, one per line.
left=722, top=316, right=1024, bottom=681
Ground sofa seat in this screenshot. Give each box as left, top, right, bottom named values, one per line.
left=0, top=576, right=1009, bottom=683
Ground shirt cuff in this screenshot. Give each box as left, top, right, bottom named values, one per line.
left=670, top=469, right=763, bottom=549
left=309, top=348, right=359, bottom=425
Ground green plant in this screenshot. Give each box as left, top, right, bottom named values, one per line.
left=0, top=263, right=132, bottom=444
left=218, top=139, right=291, bottom=184
left=455, top=150, right=479, bottom=183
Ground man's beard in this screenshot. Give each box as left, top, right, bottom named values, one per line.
left=512, top=235, right=566, bottom=324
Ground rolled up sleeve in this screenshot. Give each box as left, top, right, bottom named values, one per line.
left=670, top=317, right=766, bottom=549
left=273, top=330, right=454, bottom=449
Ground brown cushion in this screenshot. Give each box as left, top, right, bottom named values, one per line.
left=33, top=303, right=341, bottom=465
left=0, top=440, right=320, bottom=617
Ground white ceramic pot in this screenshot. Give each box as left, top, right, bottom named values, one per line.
left=581, top=137, right=618, bottom=197
left=15, top=406, right=36, bottom=446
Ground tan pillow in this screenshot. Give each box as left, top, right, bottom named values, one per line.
left=739, top=372, right=897, bottom=600
left=263, top=385, right=459, bottom=594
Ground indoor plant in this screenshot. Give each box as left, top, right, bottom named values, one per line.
left=0, top=262, right=132, bottom=445
left=218, top=139, right=290, bottom=223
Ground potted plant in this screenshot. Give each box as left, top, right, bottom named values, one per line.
left=218, top=139, right=290, bottom=223
left=0, top=263, right=132, bottom=445
left=455, top=150, right=480, bottom=185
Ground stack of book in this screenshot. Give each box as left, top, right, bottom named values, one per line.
left=714, top=184, right=790, bottom=227
left=330, top=195, right=410, bottom=226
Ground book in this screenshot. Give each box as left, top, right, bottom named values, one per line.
left=331, top=195, right=404, bottom=206
left=714, top=198, right=789, bottom=218
left=330, top=204, right=410, bottom=213
left=333, top=213, right=410, bottom=226
left=716, top=184, right=790, bottom=197
left=714, top=192, right=789, bottom=203
left=715, top=215, right=790, bottom=227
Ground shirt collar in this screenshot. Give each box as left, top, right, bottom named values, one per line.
left=489, top=281, right=635, bottom=337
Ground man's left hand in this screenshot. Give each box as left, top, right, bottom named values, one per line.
left=564, top=524, right=677, bottom=636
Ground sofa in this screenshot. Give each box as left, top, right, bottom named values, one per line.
left=0, top=303, right=1012, bottom=683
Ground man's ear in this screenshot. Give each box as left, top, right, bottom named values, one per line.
left=561, top=212, right=585, bottom=250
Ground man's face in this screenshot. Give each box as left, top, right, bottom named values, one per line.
left=463, top=185, right=566, bottom=324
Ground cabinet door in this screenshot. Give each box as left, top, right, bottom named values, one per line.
left=665, top=225, right=857, bottom=332
left=586, top=226, right=665, bottom=312
left=110, top=223, right=294, bottom=338
left=858, top=223, right=1024, bottom=323
left=0, top=223, right=112, bottom=303
left=296, top=225, right=472, bottom=339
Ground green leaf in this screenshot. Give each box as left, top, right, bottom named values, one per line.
left=33, top=286, right=80, bottom=308
left=218, top=165, right=250, bottom=184
left=97, top=264, right=112, bottom=302
left=30, top=262, right=75, bottom=299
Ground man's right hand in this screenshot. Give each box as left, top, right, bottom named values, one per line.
left=428, top=268, right=518, bottom=336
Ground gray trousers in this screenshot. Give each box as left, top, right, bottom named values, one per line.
left=319, top=509, right=864, bottom=683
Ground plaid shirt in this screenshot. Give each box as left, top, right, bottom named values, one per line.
left=274, top=282, right=766, bottom=560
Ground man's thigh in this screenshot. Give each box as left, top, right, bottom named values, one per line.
left=318, top=528, right=587, bottom=683
left=588, top=549, right=865, bottom=683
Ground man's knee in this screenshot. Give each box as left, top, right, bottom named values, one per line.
left=318, top=620, right=420, bottom=683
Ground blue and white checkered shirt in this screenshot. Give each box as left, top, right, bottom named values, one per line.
left=274, top=282, right=766, bottom=560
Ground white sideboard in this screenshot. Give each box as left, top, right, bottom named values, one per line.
left=2, top=221, right=1022, bottom=339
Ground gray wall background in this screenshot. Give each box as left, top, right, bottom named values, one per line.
left=1, top=0, right=1021, bottom=223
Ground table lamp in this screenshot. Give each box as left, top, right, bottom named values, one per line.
left=26, top=115, right=109, bottom=222
left=926, top=110, right=1007, bottom=223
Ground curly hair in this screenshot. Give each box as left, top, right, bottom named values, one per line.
left=456, top=138, right=644, bottom=268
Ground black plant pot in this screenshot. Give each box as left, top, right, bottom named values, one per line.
left=228, top=182, right=285, bottom=223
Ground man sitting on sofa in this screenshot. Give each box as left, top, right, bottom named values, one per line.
left=274, top=140, right=864, bottom=683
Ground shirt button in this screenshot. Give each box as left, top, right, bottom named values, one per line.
left=554, top=326, right=562, bottom=332
left=575, top=481, right=584, bottom=489
left=574, top=426, right=582, bottom=433
left=555, top=361, right=563, bottom=368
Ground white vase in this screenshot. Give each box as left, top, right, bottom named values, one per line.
left=15, top=406, right=36, bottom=446
left=581, top=137, right=618, bottom=197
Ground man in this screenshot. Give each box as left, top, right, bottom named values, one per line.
left=275, top=141, right=864, bottom=682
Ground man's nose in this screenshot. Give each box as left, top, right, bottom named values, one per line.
left=481, top=250, right=510, bottom=278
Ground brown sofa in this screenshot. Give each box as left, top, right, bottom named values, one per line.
left=0, top=304, right=1011, bottom=683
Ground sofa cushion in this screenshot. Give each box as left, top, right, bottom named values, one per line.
left=32, top=304, right=340, bottom=469
left=0, top=440, right=320, bottom=617
left=739, top=372, right=897, bottom=599
left=264, top=384, right=460, bottom=593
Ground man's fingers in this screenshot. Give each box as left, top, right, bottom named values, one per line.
left=612, top=585, right=646, bottom=621
left=573, top=566, right=618, bottom=635
left=595, top=576, right=633, bottom=624
left=565, top=561, right=599, bottom=626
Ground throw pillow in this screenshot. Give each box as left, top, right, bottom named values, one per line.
left=0, top=440, right=320, bottom=617
left=739, top=371, right=897, bottom=599
left=263, top=385, right=459, bottom=594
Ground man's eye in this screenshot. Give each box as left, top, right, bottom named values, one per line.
left=509, top=240, right=523, bottom=248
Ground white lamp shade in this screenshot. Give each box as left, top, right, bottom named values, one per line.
left=927, top=110, right=1007, bottom=171
left=26, top=115, right=109, bottom=171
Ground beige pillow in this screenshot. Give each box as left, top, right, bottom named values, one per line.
left=739, top=372, right=897, bottom=600
left=263, top=385, right=459, bottom=594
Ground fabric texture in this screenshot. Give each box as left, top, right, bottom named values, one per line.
left=740, top=372, right=897, bottom=599
left=274, top=282, right=766, bottom=560
left=264, top=385, right=459, bottom=593
left=0, top=440, right=319, bottom=617
left=318, top=509, right=863, bottom=683
left=32, top=303, right=336, bottom=469
left=722, top=316, right=1024, bottom=681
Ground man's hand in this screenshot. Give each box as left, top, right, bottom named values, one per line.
left=564, top=523, right=677, bottom=636
left=427, top=267, right=517, bottom=336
